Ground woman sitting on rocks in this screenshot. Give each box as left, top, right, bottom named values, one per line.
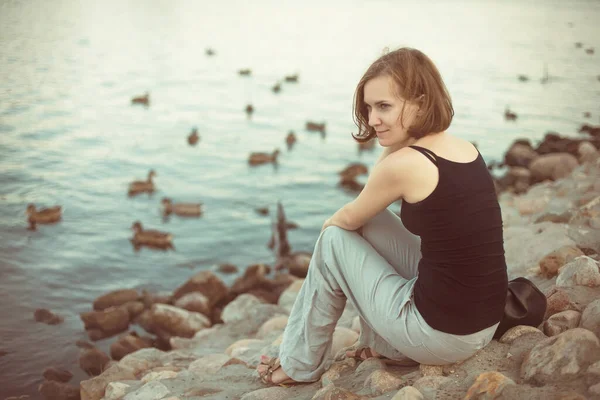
left=257, top=47, right=508, bottom=386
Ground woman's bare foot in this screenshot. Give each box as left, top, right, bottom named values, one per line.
left=346, top=346, right=381, bottom=360
left=256, top=355, right=297, bottom=385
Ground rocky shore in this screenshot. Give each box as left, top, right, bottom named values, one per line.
left=17, top=127, right=600, bottom=400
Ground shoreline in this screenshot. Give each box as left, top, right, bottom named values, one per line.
left=14, top=128, right=600, bottom=399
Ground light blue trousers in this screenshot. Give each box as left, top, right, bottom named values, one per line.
left=278, top=209, right=498, bottom=382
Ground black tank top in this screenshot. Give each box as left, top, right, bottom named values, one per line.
left=400, top=145, right=508, bottom=335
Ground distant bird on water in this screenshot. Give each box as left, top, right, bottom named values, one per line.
left=131, top=92, right=149, bottom=106
left=249, top=149, right=280, bottom=166
left=161, top=198, right=202, bottom=217
left=130, top=221, right=173, bottom=249
left=26, top=204, right=62, bottom=230
left=504, top=106, right=518, bottom=121
left=188, top=128, right=199, bottom=145
left=128, top=170, right=156, bottom=196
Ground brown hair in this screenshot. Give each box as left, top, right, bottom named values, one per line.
left=352, top=47, right=454, bottom=142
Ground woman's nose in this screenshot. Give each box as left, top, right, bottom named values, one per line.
left=368, top=110, right=381, bottom=127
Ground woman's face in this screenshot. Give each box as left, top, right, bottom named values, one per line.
left=363, top=75, right=420, bottom=147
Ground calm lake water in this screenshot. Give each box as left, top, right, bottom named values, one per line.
left=0, top=0, right=599, bottom=396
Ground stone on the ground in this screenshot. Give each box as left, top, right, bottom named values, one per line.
left=149, top=304, right=211, bottom=338
left=278, top=279, right=304, bottom=313
left=173, top=292, right=210, bottom=316
left=364, top=369, right=405, bottom=395
left=80, top=364, right=136, bottom=400
left=521, top=328, right=600, bottom=384
left=464, top=371, right=515, bottom=399
left=34, top=308, right=64, bottom=325
left=123, top=380, right=170, bottom=400
left=110, top=331, right=153, bottom=361
left=256, top=315, right=289, bottom=339
left=172, top=271, right=228, bottom=308
left=580, top=299, right=600, bottom=338
left=543, top=310, right=582, bottom=336
left=312, top=384, right=363, bottom=400
left=391, top=386, right=425, bottom=399
left=93, top=289, right=139, bottom=311
left=539, top=246, right=585, bottom=278
left=80, top=306, right=130, bottom=339
left=556, top=256, right=600, bottom=287
left=412, top=376, right=453, bottom=399
left=42, top=366, right=73, bottom=383
left=79, top=346, right=110, bottom=377
left=240, top=386, right=290, bottom=400
left=498, top=325, right=545, bottom=344
left=331, top=327, right=359, bottom=357
left=545, top=287, right=581, bottom=319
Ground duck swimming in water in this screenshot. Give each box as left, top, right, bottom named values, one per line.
left=128, top=170, right=156, bottom=197
left=161, top=198, right=202, bottom=217
left=131, top=92, right=150, bottom=106
left=248, top=149, right=280, bottom=166
left=130, top=221, right=173, bottom=249
left=26, top=204, right=62, bottom=230
left=188, top=128, right=199, bottom=146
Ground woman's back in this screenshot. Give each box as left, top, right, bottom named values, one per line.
left=397, top=136, right=508, bottom=335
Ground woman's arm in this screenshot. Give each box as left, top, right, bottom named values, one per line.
left=322, top=152, right=409, bottom=231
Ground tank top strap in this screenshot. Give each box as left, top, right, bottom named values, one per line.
left=409, top=145, right=438, bottom=166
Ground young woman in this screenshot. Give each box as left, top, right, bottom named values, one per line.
left=257, top=47, right=508, bottom=386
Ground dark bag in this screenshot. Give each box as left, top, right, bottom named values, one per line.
left=493, top=277, right=547, bottom=339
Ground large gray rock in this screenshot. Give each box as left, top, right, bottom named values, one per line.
left=580, top=299, right=600, bottom=339
left=149, top=304, right=211, bottom=338
left=543, top=310, right=582, bottom=336
left=556, top=256, right=600, bottom=287
left=529, top=153, right=579, bottom=183
left=520, top=328, right=600, bottom=384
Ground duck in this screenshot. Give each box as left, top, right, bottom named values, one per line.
left=26, top=204, right=62, bottom=229
left=585, top=48, right=595, bottom=55
left=130, top=221, right=173, bottom=248
left=128, top=170, right=156, bottom=196
left=272, top=83, right=281, bottom=93
left=131, top=92, right=149, bottom=106
left=245, top=104, right=254, bottom=117
left=504, top=107, right=518, bottom=121
left=575, top=42, right=583, bottom=48
left=583, top=112, right=591, bottom=119
left=248, top=149, right=280, bottom=166
left=284, top=74, right=299, bottom=83
left=306, top=121, right=326, bottom=135
left=188, top=128, right=199, bottom=145
left=517, top=75, right=529, bottom=82
left=339, top=177, right=364, bottom=193
left=205, top=48, right=216, bottom=56
left=339, top=163, right=368, bottom=181
left=161, top=198, right=202, bottom=217
left=285, top=131, right=297, bottom=149
left=238, top=69, right=252, bottom=76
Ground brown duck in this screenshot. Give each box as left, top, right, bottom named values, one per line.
left=339, top=163, right=368, bottom=181
left=188, top=128, right=199, bottom=145
left=285, top=131, right=297, bottom=149
left=26, top=204, right=62, bottom=229
left=504, top=107, right=517, bottom=121
left=131, top=221, right=173, bottom=248
left=306, top=121, right=326, bottom=136
left=128, top=170, right=156, bottom=196
left=131, top=92, right=149, bottom=106
left=284, top=74, right=299, bottom=83
left=248, top=149, right=280, bottom=166
left=161, top=198, right=202, bottom=217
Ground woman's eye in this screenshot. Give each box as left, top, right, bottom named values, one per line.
left=379, top=104, right=390, bottom=110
